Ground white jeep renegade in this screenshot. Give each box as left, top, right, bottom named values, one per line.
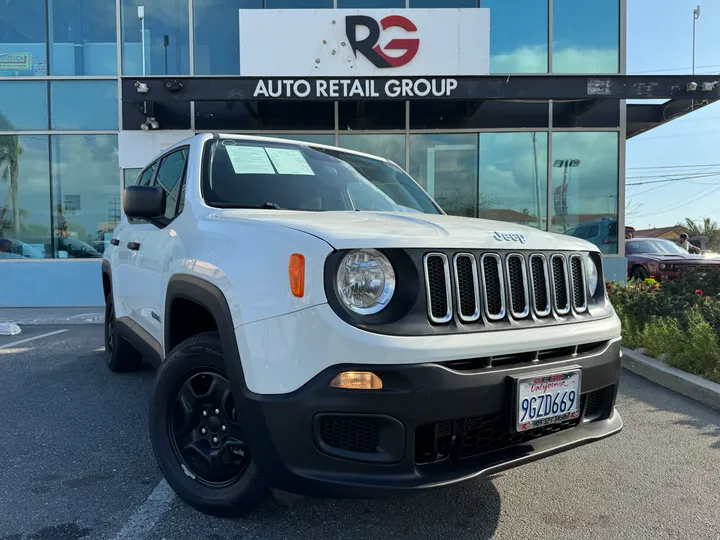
left=103, top=133, right=623, bottom=517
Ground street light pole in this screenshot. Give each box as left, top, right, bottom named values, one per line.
left=693, top=5, right=700, bottom=75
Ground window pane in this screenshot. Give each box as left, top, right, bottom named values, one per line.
left=269, top=134, right=336, bottom=145
left=0, top=0, right=47, bottom=76
left=553, top=0, right=619, bottom=74
left=156, top=149, right=187, bottom=219
left=49, top=0, right=117, bottom=75
left=409, top=134, right=478, bottom=217
left=339, top=134, right=406, bottom=169
left=483, top=0, right=548, bottom=73
left=264, top=0, right=332, bottom=7
left=194, top=0, right=261, bottom=76
left=51, top=135, right=120, bottom=258
left=123, top=168, right=142, bottom=188
left=0, top=82, right=48, bottom=130
left=410, top=0, right=477, bottom=6
left=121, top=0, right=190, bottom=76
left=550, top=132, right=619, bottom=254
left=51, top=81, right=119, bottom=130
left=0, top=135, right=52, bottom=259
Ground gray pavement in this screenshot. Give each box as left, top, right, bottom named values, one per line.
left=0, top=325, right=718, bottom=540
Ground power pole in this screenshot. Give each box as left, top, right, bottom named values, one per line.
left=693, top=5, right=700, bottom=75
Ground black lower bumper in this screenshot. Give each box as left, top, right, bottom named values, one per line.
left=234, top=338, right=623, bottom=498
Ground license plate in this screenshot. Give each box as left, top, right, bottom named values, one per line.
left=515, top=369, right=581, bottom=432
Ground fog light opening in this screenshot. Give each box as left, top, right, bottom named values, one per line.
left=329, top=372, right=383, bottom=390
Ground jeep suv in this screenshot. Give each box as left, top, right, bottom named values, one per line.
left=102, top=134, right=623, bottom=517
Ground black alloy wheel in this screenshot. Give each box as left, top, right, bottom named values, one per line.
left=169, top=370, right=250, bottom=486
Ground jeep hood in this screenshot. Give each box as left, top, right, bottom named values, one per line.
left=213, top=210, right=597, bottom=251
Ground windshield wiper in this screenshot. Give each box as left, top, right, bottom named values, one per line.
left=209, top=201, right=283, bottom=210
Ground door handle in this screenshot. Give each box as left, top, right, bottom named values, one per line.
left=110, top=238, right=120, bottom=246
left=127, top=242, right=141, bottom=251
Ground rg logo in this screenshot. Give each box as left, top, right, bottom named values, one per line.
left=345, top=15, right=420, bottom=68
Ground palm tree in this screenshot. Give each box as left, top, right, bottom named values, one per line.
left=0, top=112, right=22, bottom=237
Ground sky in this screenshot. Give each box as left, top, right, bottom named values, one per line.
left=626, top=0, right=720, bottom=230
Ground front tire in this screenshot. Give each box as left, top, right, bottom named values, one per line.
left=148, top=332, right=268, bottom=517
left=104, top=292, right=143, bottom=373
left=631, top=266, right=649, bottom=280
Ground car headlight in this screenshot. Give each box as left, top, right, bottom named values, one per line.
left=586, top=257, right=599, bottom=296
left=336, top=249, right=396, bottom=315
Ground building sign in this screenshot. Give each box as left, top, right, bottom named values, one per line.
left=252, top=77, right=458, bottom=99
left=0, top=52, right=32, bottom=70
left=118, top=130, right=194, bottom=169
left=238, top=8, right=489, bottom=77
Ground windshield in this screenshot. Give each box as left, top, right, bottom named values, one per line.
left=627, top=239, right=689, bottom=255
left=201, top=139, right=441, bottom=214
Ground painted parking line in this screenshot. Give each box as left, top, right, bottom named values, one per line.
left=0, top=329, right=68, bottom=350
left=111, top=480, right=175, bottom=540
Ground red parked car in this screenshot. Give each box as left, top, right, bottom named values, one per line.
left=626, top=237, right=720, bottom=280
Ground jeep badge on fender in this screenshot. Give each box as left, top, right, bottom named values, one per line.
left=102, top=133, right=622, bottom=518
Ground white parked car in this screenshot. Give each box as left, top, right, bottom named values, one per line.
left=102, top=134, right=623, bottom=517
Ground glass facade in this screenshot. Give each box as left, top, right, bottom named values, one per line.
left=1, top=0, right=624, bottom=270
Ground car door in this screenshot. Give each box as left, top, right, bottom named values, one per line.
left=132, top=147, right=190, bottom=346
left=117, top=160, right=159, bottom=321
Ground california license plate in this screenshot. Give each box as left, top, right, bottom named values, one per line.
left=515, top=369, right=581, bottom=432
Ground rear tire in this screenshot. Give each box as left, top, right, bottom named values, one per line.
left=104, top=292, right=143, bottom=373
left=631, top=266, right=649, bottom=280
left=148, top=332, right=268, bottom=517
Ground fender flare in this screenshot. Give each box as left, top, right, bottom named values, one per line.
left=101, top=260, right=113, bottom=298
left=164, top=274, right=247, bottom=387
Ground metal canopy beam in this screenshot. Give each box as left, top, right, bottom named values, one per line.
left=122, top=74, right=720, bottom=102
left=627, top=97, right=720, bottom=138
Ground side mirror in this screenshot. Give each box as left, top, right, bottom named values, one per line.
left=124, top=185, right=166, bottom=219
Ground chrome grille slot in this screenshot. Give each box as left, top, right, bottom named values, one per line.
left=570, top=254, right=588, bottom=313
left=453, top=254, right=481, bottom=323
left=505, top=254, right=529, bottom=319
left=528, top=254, right=551, bottom=317
left=481, top=254, right=505, bottom=321
left=550, top=254, right=571, bottom=315
left=423, top=253, right=452, bottom=324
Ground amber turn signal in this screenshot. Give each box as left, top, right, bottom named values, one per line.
left=329, top=372, right=383, bottom=390
left=289, top=253, right=305, bottom=298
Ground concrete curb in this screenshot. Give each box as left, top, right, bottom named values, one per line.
left=622, top=348, right=720, bottom=411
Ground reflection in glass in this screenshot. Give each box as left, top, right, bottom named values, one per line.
left=410, top=0, right=476, bottom=6
left=0, top=136, right=52, bottom=259
left=339, top=134, right=406, bottom=169
left=553, top=0, right=619, bottom=73
left=483, top=0, right=548, bottom=73
left=264, top=0, right=332, bottom=7
left=479, top=133, right=547, bottom=229
left=338, top=0, right=404, bottom=7
left=123, top=168, right=142, bottom=188
left=49, top=0, right=117, bottom=75
left=51, top=81, right=119, bottom=130
left=0, top=0, right=47, bottom=76
left=551, top=132, right=619, bottom=254
left=0, top=82, right=48, bottom=131
left=269, top=134, right=336, bottom=146
left=409, top=134, right=478, bottom=217
left=51, top=135, right=120, bottom=258
left=195, top=0, right=261, bottom=75
left=121, top=0, right=190, bottom=75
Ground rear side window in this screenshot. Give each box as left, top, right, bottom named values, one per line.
left=155, top=148, right=189, bottom=220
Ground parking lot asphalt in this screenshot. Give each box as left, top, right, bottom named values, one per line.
left=1, top=325, right=719, bottom=540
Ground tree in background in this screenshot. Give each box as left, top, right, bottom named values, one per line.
left=0, top=112, right=22, bottom=237
left=677, top=218, right=720, bottom=251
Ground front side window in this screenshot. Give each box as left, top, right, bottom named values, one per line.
left=202, top=139, right=440, bottom=215
left=155, top=148, right=188, bottom=220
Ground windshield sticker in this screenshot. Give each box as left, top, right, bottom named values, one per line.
left=265, top=147, right=315, bottom=176
left=224, top=145, right=276, bottom=175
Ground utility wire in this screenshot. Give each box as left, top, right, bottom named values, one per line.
left=630, top=64, right=720, bottom=74
left=627, top=163, right=720, bottom=170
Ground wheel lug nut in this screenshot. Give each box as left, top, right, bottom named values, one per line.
left=214, top=409, right=220, bottom=415
left=212, top=436, right=219, bottom=443
left=201, top=428, right=207, bottom=434
left=221, top=425, right=227, bottom=432
left=202, top=411, right=208, bottom=417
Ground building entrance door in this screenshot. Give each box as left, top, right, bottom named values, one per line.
left=424, top=143, right=479, bottom=218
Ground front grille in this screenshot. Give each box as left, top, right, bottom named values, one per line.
left=424, top=251, right=590, bottom=325
left=320, top=416, right=380, bottom=453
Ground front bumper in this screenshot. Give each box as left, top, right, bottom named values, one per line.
left=236, top=337, right=623, bottom=498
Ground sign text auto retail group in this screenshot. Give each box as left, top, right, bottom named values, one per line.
left=252, top=78, right=459, bottom=99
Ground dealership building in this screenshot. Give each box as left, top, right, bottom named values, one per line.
left=1, top=0, right=718, bottom=307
